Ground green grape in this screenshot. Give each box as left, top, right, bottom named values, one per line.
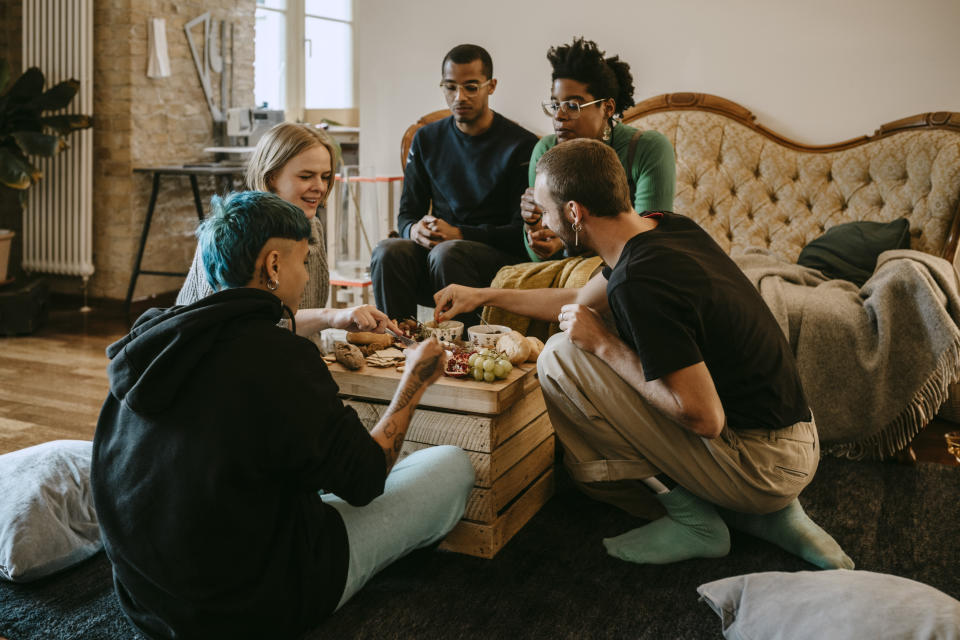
left=472, top=367, right=484, bottom=381
left=499, top=359, right=513, bottom=375
left=481, top=358, right=495, bottom=372
left=483, top=370, right=496, bottom=382
left=493, top=362, right=507, bottom=379
left=468, top=353, right=480, bottom=367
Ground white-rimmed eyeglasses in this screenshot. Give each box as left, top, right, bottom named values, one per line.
left=439, top=80, right=492, bottom=96
left=541, top=98, right=605, bottom=119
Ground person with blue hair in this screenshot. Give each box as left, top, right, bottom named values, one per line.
left=177, top=122, right=399, bottom=339
left=92, top=191, right=475, bottom=639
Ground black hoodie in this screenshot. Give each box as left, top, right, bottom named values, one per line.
left=92, top=288, right=386, bottom=639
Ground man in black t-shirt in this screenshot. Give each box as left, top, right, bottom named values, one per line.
left=480, top=138, right=854, bottom=568
left=370, top=44, right=538, bottom=324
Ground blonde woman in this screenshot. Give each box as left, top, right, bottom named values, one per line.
left=177, top=122, right=397, bottom=337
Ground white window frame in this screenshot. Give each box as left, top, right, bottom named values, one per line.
left=255, top=0, right=355, bottom=123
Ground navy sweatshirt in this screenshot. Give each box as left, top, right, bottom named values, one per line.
left=398, top=112, right=538, bottom=259
left=92, top=288, right=386, bottom=639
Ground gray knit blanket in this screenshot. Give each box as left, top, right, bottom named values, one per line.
left=733, top=249, right=960, bottom=460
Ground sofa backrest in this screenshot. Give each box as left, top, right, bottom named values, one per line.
left=622, top=93, right=960, bottom=264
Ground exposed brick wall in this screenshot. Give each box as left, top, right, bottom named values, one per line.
left=89, top=0, right=255, bottom=300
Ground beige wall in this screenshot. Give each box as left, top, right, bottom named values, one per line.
left=357, top=0, right=960, bottom=178
left=87, top=0, right=254, bottom=300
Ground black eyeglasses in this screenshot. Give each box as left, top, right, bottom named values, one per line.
left=439, top=80, right=492, bottom=96
left=541, top=98, right=604, bottom=119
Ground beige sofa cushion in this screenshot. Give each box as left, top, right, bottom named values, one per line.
left=624, top=102, right=960, bottom=269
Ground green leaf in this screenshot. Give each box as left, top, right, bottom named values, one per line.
left=4, top=67, right=44, bottom=101
left=0, top=59, right=9, bottom=95
left=12, top=131, right=63, bottom=157
left=34, top=79, right=79, bottom=111
left=41, top=114, right=92, bottom=135
left=0, top=146, right=41, bottom=189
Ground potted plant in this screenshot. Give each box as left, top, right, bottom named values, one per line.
left=0, top=58, right=92, bottom=284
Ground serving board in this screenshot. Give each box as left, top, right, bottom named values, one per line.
left=326, top=360, right=539, bottom=414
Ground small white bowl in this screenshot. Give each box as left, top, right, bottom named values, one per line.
left=467, top=324, right=511, bottom=348
left=422, top=320, right=464, bottom=342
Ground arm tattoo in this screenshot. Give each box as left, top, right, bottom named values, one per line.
left=378, top=352, right=439, bottom=468
left=413, top=353, right=440, bottom=382
left=390, top=353, right=440, bottom=412
left=379, top=415, right=403, bottom=467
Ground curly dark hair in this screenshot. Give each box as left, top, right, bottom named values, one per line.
left=546, top=37, right=635, bottom=117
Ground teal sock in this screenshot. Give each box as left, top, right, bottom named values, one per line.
left=602, top=487, right=730, bottom=565
left=720, top=499, right=854, bottom=570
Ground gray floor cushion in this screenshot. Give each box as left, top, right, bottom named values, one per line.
left=699, top=569, right=960, bottom=640
left=0, top=440, right=102, bottom=582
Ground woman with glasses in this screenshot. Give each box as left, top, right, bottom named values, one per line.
left=523, top=37, right=676, bottom=261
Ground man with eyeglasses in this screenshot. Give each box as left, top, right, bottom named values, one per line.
left=370, top=44, right=538, bottom=325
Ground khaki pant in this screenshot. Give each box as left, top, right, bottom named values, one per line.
left=537, top=333, right=819, bottom=520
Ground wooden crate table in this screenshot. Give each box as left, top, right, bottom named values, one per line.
left=326, top=361, right=555, bottom=558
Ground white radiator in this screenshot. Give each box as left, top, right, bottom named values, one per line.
left=20, top=0, right=94, bottom=278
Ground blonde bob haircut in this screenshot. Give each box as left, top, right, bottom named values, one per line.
left=244, top=122, right=340, bottom=206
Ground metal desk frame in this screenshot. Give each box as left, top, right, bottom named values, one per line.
left=125, top=166, right=243, bottom=324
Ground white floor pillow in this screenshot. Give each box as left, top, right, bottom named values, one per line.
left=0, top=440, right=102, bottom=582
left=699, top=570, right=960, bottom=640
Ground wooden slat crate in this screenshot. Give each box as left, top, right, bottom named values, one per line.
left=330, top=361, right=555, bottom=558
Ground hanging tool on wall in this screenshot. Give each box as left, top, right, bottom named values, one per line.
left=184, top=12, right=223, bottom=122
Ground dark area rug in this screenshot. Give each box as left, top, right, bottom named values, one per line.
left=2, top=457, right=958, bottom=639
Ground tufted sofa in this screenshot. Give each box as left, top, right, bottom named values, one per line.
left=620, top=92, right=960, bottom=270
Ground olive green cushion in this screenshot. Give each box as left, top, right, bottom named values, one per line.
left=797, top=219, right=910, bottom=287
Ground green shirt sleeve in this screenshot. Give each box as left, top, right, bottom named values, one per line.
left=630, top=130, right=676, bottom=213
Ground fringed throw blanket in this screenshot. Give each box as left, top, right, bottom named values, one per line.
left=734, top=249, right=960, bottom=460
left=482, top=255, right=604, bottom=341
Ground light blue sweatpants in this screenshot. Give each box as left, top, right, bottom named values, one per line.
left=321, top=444, right=475, bottom=609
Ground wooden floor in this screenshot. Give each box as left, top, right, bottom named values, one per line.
left=1, top=297, right=959, bottom=467
left=0, top=298, right=152, bottom=455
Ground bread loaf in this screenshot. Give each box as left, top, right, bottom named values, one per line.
left=334, top=342, right=365, bottom=370
left=346, top=331, right=393, bottom=348
left=496, top=330, right=531, bottom=366
left=525, top=336, right=544, bottom=362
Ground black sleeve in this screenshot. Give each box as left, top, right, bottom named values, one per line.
left=277, top=340, right=387, bottom=506
left=397, top=131, right=431, bottom=239
left=609, top=277, right=704, bottom=381
left=456, top=143, right=533, bottom=258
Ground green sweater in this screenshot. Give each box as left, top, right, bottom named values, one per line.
left=524, top=123, right=676, bottom=261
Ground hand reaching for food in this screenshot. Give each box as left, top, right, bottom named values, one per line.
left=332, top=305, right=400, bottom=336
left=433, top=284, right=485, bottom=323
left=402, top=337, right=446, bottom=386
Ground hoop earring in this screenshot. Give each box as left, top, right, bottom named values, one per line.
left=267, top=278, right=279, bottom=291
left=572, top=221, right=583, bottom=247
left=601, top=123, right=612, bottom=142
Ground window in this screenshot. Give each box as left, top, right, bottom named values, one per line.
left=304, top=1, right=353, bottom=109
left=254, top=0, right=287, bottom=110
left=254, top=0, right=355, bottom=118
